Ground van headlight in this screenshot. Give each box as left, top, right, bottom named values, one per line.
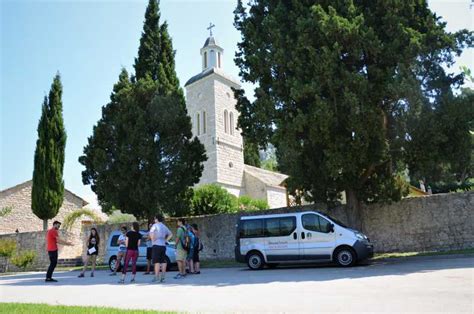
left=355, top=232, right=368, bottom=241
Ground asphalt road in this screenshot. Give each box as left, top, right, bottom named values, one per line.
left=0, top=256, right=473, bottom=313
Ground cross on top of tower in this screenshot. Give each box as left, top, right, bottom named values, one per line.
left=207, top=22, right=215, bottom=36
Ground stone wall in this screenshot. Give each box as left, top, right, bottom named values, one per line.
left=0, top=230, right=79, bottom=271
left=90, top=192, right=472, bottom=260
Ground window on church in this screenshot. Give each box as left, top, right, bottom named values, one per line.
left=229, top=112, right=234, bottom=135
left=197, top=113, right=201, bottom=136
left=202, top=111, right=207, bottom=134
left=224, top=110, right=228, bottom=134
left=218, top=52, right=221, bottom=68
left=204, top=52, right=207, bottom=68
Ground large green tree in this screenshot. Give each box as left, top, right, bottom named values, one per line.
left=79, top=0, right=206, bottom=218
left=32, top=74, right=67, bottom=230
left=234, top=0, right=473, bottom=228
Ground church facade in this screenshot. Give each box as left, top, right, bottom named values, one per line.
left=184, top=34, right=288, bottom=209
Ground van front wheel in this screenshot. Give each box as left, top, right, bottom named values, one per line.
left=246, top=252, right=264, bottom=270
left=334, top=247, right=356, bottom=267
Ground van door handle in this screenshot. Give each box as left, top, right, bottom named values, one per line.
left=293, top=232, right=297, bottom=240
left=301, top=232, right=305, bottom=239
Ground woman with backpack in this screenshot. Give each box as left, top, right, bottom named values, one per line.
left=78, top=227, right=99, bottom=278
left=119, top=222, right=142, bottom=284
left=191, top=224, right=202, bottom=274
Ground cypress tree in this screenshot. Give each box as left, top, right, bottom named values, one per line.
left=134, top=0, right=161, bottom=82
left=80, top=0, right=206, bottom=218
left=32, top=74, right=67, bottom=230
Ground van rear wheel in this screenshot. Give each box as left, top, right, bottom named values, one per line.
left=334, top=247, right=356, bottom=267
left=246, top=252, right=264, bottom=270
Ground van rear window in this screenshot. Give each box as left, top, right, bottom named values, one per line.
left=240, top=219, right=264, bottom=238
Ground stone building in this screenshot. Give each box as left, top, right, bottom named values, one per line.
left=184, top=33, right=288, bottom=208
left=0, top=180, right=95, bottom=234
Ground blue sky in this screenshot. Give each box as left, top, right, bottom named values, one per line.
left=1, top=0, right=472, bottom=208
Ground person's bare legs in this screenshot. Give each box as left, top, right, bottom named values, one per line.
left=177, top=260, right=185, bottom=276
left=154, top=262, right=160, bottom=280
left=146, top=259, right=151, bottom=274
left=91, top=255, right=97, bottom=276
left=194, top=261, right=200, bottom=273
left=188, top=258, right=195, bottom=273
left=112, top=251, right=124, bottom=275
left=160, top=262, right=167, bottom=281
left=80, top=255, right=89, bottom=276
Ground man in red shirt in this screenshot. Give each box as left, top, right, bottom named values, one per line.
left=45, top=221, right=72, bottom=282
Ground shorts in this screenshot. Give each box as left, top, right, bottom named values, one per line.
left=192, top=250, right=200, bottom=263
left=152, top=245, right=166, bottom=264
left=146, top=247, right=152, bottom=260
left=176, top=248, right=187, bottom=261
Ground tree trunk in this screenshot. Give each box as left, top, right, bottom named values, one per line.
left=345, top=189, right=363, bottom=230
left=43, top=219, right=48, bottom=231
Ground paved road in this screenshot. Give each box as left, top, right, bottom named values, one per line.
left=1, top=256, right=473, bottom=313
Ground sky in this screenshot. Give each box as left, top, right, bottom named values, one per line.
left=1, top=0, right=473, bottom=209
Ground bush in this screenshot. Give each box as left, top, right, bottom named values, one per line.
left=191, top=184, right=238, bottom=215
left=238, top=196, right=268, bottom=211
left=107, top=210, right=136, bottom=224
left=0, top=239, right=16, bottom=258
left=11, top=250, right=36, bottom=270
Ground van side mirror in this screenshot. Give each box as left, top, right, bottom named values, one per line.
left=328, top=224, right=334, bottom=233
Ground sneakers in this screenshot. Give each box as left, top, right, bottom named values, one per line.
left=78, top=273, right=85, bottom=278
left=109, top=272, right=117, bottom=276
left=160, top=275, right=166, bottom=283
left=130, top=278, right=135, bottom=283
left=151, top=276, right=160, bottom=283
left=90, top=272, right=94, bottom=277
left=173, top=273, right=185, bottom=279
left=193, top=271, right=201, bottom=275
left=118, top=278, right=125, bottom=284
left=144, top=272, right=150, bottom=275
left=45, top=278, right=58, bottom=282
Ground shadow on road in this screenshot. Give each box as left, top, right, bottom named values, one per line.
left=1, top=255, right=472, bottom=288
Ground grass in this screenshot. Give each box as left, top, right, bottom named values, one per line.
left=0, top=303, right=176, bottom=314
left=373, top=248, right=474, bottom=260
left=200, top=259, right=241, bottom=268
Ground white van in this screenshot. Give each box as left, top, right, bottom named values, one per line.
left=235, top=211, right=373, bottom=270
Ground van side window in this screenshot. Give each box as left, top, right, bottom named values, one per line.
left=241, top=219, right=264, bottom=238
left=302, top=214, right=331, bottom=233
left=110, top=235, right=119, bottom=247
left=264, top=217, right=296, bottom=237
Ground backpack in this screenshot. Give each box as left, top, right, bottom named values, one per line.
left=195, top=236, right=203, bottom=252
left=180, top=226, right=191, bottom=252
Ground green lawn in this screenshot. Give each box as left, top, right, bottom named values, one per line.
left=0, top=303, right=176, bottom=314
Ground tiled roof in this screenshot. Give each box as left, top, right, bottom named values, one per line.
left=244, top=164, right=288, bottom=188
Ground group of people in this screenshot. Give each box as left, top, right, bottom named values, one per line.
left=44, top=216, right=203, bottom=284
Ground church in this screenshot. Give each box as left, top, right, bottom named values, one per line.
left=184, top=31, right=289, bottom=209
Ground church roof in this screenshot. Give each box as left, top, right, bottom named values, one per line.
left=244, top=164, right=288, bottom=188
left=184, top=67, right=240, bottom=88
left=203, top=36, right=218, bottom=48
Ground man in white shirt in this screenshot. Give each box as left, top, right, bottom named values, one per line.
left=150, top=214, right=172, bottom=283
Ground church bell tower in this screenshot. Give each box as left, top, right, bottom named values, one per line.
left=184, top=24, right=244, bottom=196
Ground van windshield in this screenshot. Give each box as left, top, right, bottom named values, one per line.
left=320, top=213, right=347, bottom=228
